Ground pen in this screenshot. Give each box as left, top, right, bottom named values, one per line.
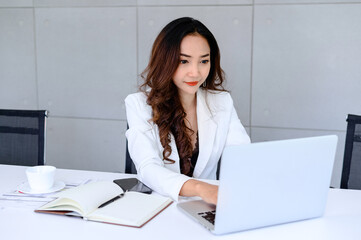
left=98, top=191, right=126, bottom=208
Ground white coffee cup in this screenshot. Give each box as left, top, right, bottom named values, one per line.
left=26, top=166, right=56, bottom=191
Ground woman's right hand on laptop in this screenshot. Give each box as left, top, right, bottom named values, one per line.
left=180, top=179, right=218, bottom=205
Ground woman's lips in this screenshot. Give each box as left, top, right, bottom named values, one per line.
left=185, top=81, right=198, bottom=86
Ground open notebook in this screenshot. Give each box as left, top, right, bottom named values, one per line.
left=36, top=181, right=172, bottom=228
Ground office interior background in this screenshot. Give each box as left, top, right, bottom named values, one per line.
left=1, top=0, right=360, bottom=187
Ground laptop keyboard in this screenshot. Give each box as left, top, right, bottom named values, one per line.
left=198, top=210, right=216, bottom=225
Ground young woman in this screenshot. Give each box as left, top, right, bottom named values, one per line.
left=125, top=17, right=250, bottom=205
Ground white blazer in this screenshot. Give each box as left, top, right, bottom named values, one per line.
left=125, top=89, right=250, bottom=201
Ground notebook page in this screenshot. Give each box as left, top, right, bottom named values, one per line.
left=89, top=191, right=171, bottom=226
left=45, top=181, right=123, bottom=215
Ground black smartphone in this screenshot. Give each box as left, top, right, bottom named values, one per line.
left=113, top=178, right=152, bottom=194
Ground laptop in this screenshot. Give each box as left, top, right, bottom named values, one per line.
left=177, top=135, right=338, bottom=235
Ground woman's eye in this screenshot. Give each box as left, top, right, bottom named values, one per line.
left=201, top=60, right=209, bottom=64
left=180, top=60, right=188, bottom=64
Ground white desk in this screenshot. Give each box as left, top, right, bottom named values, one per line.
left=1, top=164, right=361, bottom=240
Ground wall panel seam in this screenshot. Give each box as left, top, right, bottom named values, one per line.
left=254, top=2, right=361, bottom=6
left=252, top=126, right=346, bottom=133
left=32, top=6, right=40, bottom=109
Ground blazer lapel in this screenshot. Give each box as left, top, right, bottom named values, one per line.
left=193, top=90, right=217, bottom=177
left=166, top=133, right=181, bottom=173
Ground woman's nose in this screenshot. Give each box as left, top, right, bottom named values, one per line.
left=188, top=63, right=200, bottom=77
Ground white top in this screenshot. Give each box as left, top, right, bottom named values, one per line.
left=125, top=89, right=250, bottom=200
left=2, top=165, right=361, bottom=240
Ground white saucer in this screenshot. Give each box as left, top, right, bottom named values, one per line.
left=17, top=181, right=66, bottom=194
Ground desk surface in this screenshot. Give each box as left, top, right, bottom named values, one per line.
left=1, top=164, right=361, bottom=240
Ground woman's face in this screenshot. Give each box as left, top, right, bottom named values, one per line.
left=172, top=34, right=211, bottom=98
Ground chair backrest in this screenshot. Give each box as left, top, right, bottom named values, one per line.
left=341, top=114, right=361, bottom=189
left=0, top=109, right=48, bottom=166
left=125, top=123, right=137, bottom=174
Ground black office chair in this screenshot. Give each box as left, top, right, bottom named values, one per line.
left=125, top=124, right=137, bottom=174
left=0, top=109, right=48, bottom=166
left=340, top=114, right=361, bottom=189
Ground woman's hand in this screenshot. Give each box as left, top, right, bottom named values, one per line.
left=180, top=179, right=218, bottom=205
left=196, top=181, right=218, bottom=205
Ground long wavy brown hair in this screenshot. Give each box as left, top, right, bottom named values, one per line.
left=140, top=17, right=226, bottom=176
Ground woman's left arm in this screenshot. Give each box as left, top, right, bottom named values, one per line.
left=225, top=104, right=251, bottom=146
